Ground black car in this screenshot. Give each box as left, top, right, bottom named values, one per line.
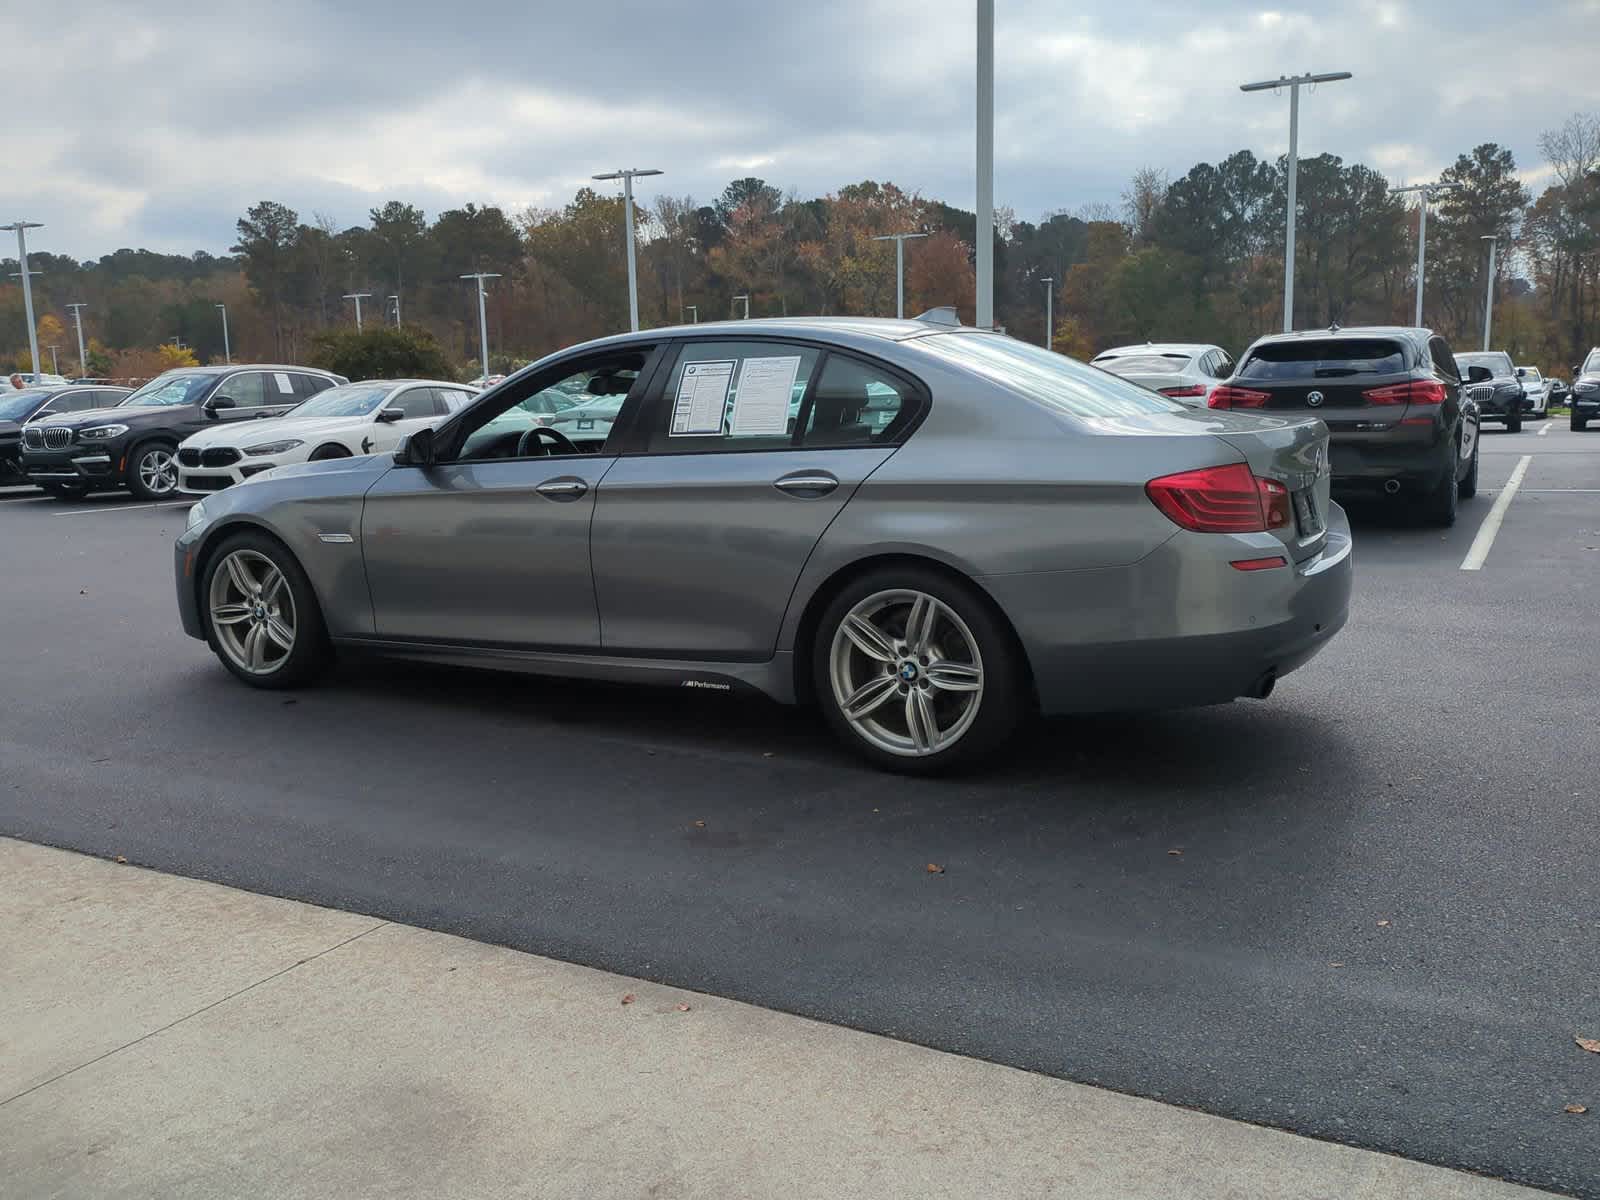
left=1211, top=326, right=1480, bottom=526
left=1569, top=348, right=1600, bottom=431
left=1453, top=351, right=1529, bottom=432
left=20, top=365, right=345, bottom=500
left=0, top=384, right=133, bottom=485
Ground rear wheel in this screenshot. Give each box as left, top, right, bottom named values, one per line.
left=1423, top=459, right=1459, bottom=527
left=126, top=441, right=179, bottom=500
left=1458, top=436, right=1479, bottom=499
left=200, top=533, right=332, bottom=689
left=813, top=566, right=1026, bottom=774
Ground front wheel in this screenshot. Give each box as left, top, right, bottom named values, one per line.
left=814, top=567, right=1027, bottom=773
left=1506, top=415, right=1523, bottom=433
left=1458, top=436, right=1479, bottom=499
left=1574, top=416, right=1588, bottom=432
left=200, top=533, right=332, bottom=689
left=126, top=442, right=179, bottom=500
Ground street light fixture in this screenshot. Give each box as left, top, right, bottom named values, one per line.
left=1240, top=70, right=1353, bottom=332
left=1390, top=181, right=1461, bottom=327
left=871, top=232, right=929, bottom=319
left=1480, top=236, right=1498, bottom=350
left=976, top=0, right=995, bottom=329
left=683, top=304, right=698, bottom=324
left=461, top=272, right=501, bottom=383
left=66, top=302, right=87, bottom=378
left=2, top=221, right=44, bottom=377
left=734, top=293, right=751, bottom=320
left=215, top=304, right=231, bottom=364
left=342, top=292, right=373, bottom=332
left=1040, top=277, right=1055, bottom=350
left=46, top=344, right=59, bottom=375
left=592, top=167, right=664, bottom=332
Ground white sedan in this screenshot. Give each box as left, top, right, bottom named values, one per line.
left=176, top=379, right=476, bottom=494
left=1089, top=343, right=1234, bottom=407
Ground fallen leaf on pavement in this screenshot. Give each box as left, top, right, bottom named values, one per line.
left=1167, top=849, right=1183, bottom=857
left=675, top=1003, right=691, bottom=1012
left=1564, top=1104, right=1587, bottom=1114
left=926, top=863, right=945, bottom=874
left=113, top=855, right=127, bottom=864
left=1377, top=920, right=1391, bottom=927
left=1329, top=962, right=1345, bottom=968
left=692, top=819, right=706, bottom=828
left=1577, top=1036, right=1600, bottom=1054
left=620, top=993, right=635, bottom=1006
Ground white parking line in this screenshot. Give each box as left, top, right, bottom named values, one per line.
left=51, top=501, right=192, bottom=517
left=1538, top=421, right=1552, bottom=436
left=1460, top=454, right=1532, bottom=572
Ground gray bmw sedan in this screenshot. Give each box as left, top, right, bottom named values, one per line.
left=175, top=317, right=1352, bottom=772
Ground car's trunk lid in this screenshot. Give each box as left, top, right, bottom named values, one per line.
left=1231, top=337, right=1416, bottom=431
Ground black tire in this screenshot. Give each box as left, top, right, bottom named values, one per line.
left=125, top=439, right=179, bottom=500
left=199, top=530, right=332, bottom=689
left=1506, top=414, right=1523, bottom=433
left=812, top=565, right=1028, bottom=774
left=309, top=444, right=352, bottom=461
left=1458, top=435, right=1479, bottom=499
left=1574, top=416, right=1587, bottom=432
left=1423, top=459, right=1459, bottom=527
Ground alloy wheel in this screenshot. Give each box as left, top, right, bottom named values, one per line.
left=208, top=550, right=296, bottom=676
left=138, top=447, right=177, bottom=496
left=828, top=588, right=985, bottom=758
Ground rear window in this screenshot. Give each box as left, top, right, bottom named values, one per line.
left=920, top=333, right=1180, bottom=418
left=1095, top=355, right=1188, bottom=376
left=1238, top=339, right=1407, bottom=380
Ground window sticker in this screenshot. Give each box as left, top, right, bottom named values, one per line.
left=670, top=360, right=735, bottom=435
left=729, top=355, right=801, bottom=436
left=274, top=373, right=294, bottom=394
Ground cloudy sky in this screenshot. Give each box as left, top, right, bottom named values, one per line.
left=12, top=0, right=1600, bottom=258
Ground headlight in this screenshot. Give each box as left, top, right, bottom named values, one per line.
left=1575, top=380, right=1598, bottom=393
left=243, top=438, right=303, bottom=456
left=79, top=424, right=128, bottom=440
left=186, top=499, right=207, bottom=530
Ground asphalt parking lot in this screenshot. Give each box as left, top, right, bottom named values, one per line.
left=2, top=423, right=1597, bottom=1198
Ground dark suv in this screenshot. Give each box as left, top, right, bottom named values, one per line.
left=1570, top=348, right=1600, bottom=431
left=1453, top=351, right=1529, bottom=432
left=1211, top=326, right=1480, bottom=526
left=20, top=365, right=345, bottom=500
left=1, top=384, right=132, bottom=485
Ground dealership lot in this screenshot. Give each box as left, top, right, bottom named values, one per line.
left=2, top=424, right=1597, bottom=1197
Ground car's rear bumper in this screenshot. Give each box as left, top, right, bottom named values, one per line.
left=982, top=503, right=1353, bottom=716
left=1328, top=439, right=1452, bottom=491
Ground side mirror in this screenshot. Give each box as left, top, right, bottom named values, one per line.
left=375, top=408, right=405, bottom=423
left=1466, top=366, right=1493, bottom=383
left=1514, top=367, right=1526, bottom=378
left=396, top=426, right=436, bottom=466
left=203, top=395, right=235, bottom=415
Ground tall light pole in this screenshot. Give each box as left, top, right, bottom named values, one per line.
left=1480, top=236, right=1498, bottom=350
left=388, top=294, right=401, bottom=327
left=342, top=292, right=372, bottom=332
left=683, top=304, right=698, bottom=324
left=215, top=304, right=231, bottom=364
left=1391, top=181, right=1460, bottom=327
left=734, top=293, right=751, bottom=319
left=67, top=302, right=87, bottom=377
left=47, top=344, right=60, bottom=374
left=592, top=167, right=663, bottom=332
left=461, top=272, right=501, bottom=383
left=1240, top=71, right=1353, bottom=332
left=2, top=221, right=43, bottom=377
left=976, top=0, right=995, bottom=330
left=1040, top=277, right=1055, bottom=350
left=871, top=231, right=929, bottom=318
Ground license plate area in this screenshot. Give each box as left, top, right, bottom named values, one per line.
left=1293, top=488, right=1323, bottom=537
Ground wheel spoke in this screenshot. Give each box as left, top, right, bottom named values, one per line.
left=211, top=603, right=252, bottom=626
left=259, top=568, right=285, bottom=604
left=263, top=615, right=295, bottom=651
left=925, top=660, right=982, bottom=693
left=244, top=624, right=267, bottom=670
left=225, top=554, right=255, bottom=596
left=905, top=688, right=938, bottom=753
left=906, top=593, right=938, bottom=655
left=842, top=674, right=899, bottom=720
left=841, top=613, right=896, bottom=662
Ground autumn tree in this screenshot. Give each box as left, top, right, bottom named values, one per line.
left=232, top=201, right=300, bottom=356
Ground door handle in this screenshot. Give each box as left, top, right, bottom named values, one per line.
left=773, top=471, right=839, bottom=497
left=536, top=478, right=587, bottom=500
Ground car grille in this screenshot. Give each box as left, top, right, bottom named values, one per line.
left=201, top=447, right=242, bottom=467
left=24, top=426, right=73, bottom=450
left=22, top=427, right=43, bottom=449
left=178, top=448, right=201, bottom=467
left=1466, top=384, right=1495, bottom=404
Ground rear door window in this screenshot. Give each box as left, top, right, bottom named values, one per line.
left=801, top=355, right=911, bottom=447
left=292, top=373, right=335, bottom=398
left=645, top=340, right=821, bottom=454
left=390, top=387, right=441, bottom=419
left=1237, top=339, right=1408, bottom=380
left=218, top=372, right=269, bottom=408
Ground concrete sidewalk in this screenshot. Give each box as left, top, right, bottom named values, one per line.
left=0, top=837, right=1560, bottom=1200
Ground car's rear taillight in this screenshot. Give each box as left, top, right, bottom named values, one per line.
left=1145, top=463, right=1292, bottom=534
left=1159, top=384, right=1207, bottom=398
left=1365, top=380, right=1446, bottom=406
left=1208, top=385, right=1271, bottom=409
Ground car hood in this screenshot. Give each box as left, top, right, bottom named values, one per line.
left=34, top=404, right=173, bottom=429
left=0, top=419, right=21, bottom=437
left=182, top=414, right=359, bottom=450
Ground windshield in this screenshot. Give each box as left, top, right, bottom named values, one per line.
left=119, top=372, right=215, bottom=408
left=1095, top=355, right=1189, bottom=376
left=1238, top=339, right=1406, bottom=380
left=1519, top=367, right=1541, bottom=381
left=0, top=389, right=52, bottom=421
left=1584, top=351, right=1600, bottom=375
left=288, top=383, right=394, bottom=418
left=1455, top=352, right=1513, bottom=377
left=920, top=333, right=1180, bottom=417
